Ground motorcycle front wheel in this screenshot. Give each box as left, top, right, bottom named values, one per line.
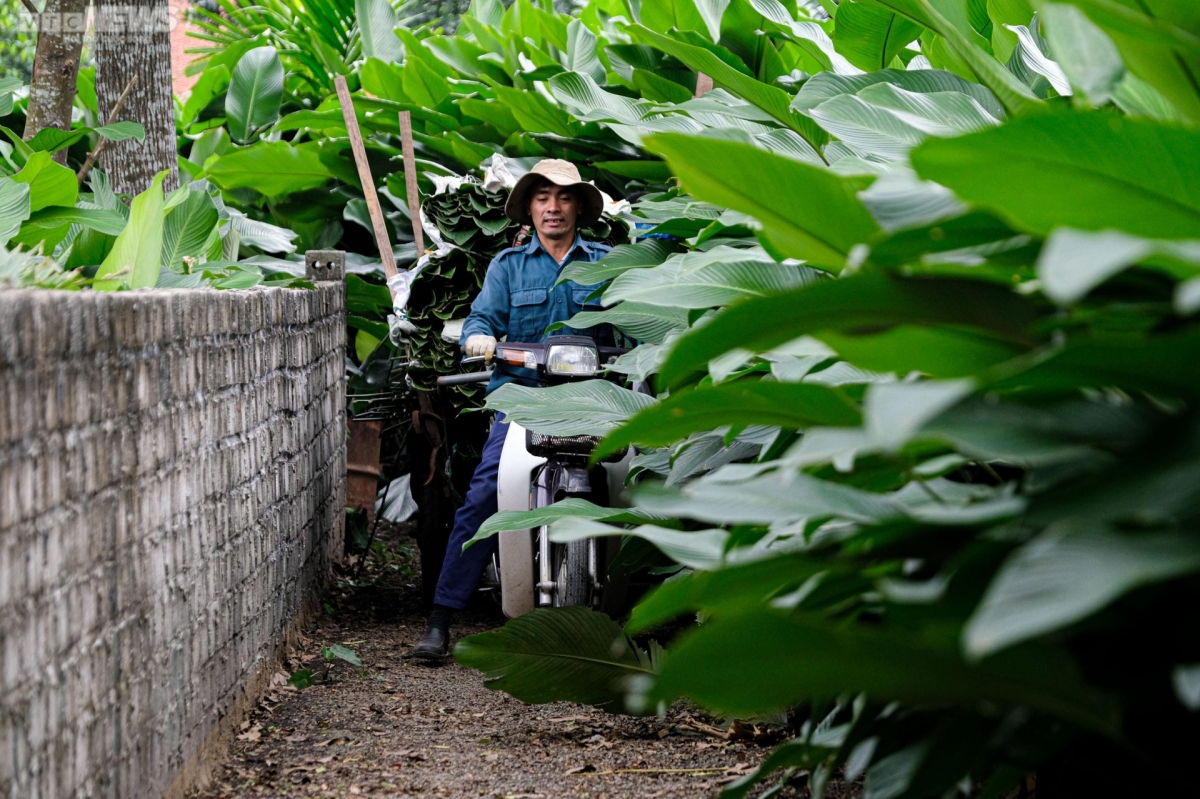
left=553, top=539, right=592, bottom=607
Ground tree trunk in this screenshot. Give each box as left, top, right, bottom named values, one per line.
left=95, top=0, right=178, bottom=195
left=24, top=0, right=88, bottom=165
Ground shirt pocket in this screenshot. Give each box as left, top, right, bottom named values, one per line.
left=511, top=287, right=548, bottom=307
left=509, top=287, right=549, bottom=340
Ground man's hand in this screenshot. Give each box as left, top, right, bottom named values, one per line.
left=464, top=335, right=497, bottom=359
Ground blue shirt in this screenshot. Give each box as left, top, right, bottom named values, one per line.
left=461, top=233, right=611, bottom=392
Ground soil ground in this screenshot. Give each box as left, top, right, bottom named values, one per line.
left=189, top=523, right=860, bottom=799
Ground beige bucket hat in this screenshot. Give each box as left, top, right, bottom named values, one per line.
left=504, top=159, right=605, bottom=227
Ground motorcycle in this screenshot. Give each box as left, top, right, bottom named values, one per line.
left=437, top=335, right=634, bottom=618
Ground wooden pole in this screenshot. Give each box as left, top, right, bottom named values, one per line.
left=334, top=75, right=399, bottom=284
left=694, top=72, right=713, bottom=98
left=397, top=110, right=425, bottom=257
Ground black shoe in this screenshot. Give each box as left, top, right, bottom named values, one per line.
left=409, top=606, right=452, bottom=661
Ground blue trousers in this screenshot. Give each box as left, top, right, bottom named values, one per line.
left=433, top=416, right=510, bottom=609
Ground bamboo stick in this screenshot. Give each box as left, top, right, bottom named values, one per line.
left=333, top=75, right=399, bottom=285
left=397, top=110, right=425, bottom=257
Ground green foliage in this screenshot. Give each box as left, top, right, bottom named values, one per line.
left=172, top=1, right=1200, bottom=793
left=436, top=2, right=1200, bottom=797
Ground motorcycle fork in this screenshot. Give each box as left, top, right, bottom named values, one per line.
left=533, top=461, right=602, bottom=607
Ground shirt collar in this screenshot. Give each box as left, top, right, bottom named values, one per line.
left=525, top=232, right=594, bottom=257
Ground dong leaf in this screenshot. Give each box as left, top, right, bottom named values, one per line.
left=95, top=171, right=167, bottom=290
left=794, top=68, right=1007, bottom=119
left=10, top=206, right=126, bottom=251
left=643, top=609, right=1120, bottom=733
left=356, top=0, right=404, bottom=63
left=12, top=152, right=77, bottom=212
left=557, top=239, right=677, bottom=286
left=834, top=0, right=925, bottom=72
left=595, top=382, right=861, bottom=460
left=633, top=470, right=903, bottom=526
left=602, top=246, right=824, bottom=309
left=454, top=606, right=654, bottom=709
left=204, top=141, right=337, bottom=196
left=911, top=112, right=1200, bottom=239
left=964, top=523, right=1200, bottom=657
left=806, top=83, right=1002, bottom=161
left=565, top=18, right=606, bottom=83
left=161, top=189, right=220, bottom=271
left=464, top=498, right=671, bottom=551
left=484, top=380, right=657, bottom=436
left=867, top=0, right=1044, bottom=116
left=548, top=518, right=732, bottom=571
left=1047, top=0, right=1200, bottom=123
left=1038, top=2, right=1124, bottom=106
left=630, top=24, right=828, bottom=148
left=645, top=133, right=880, bottom=270
left=226, top=46, right=284, bottom=143
left=552, top=302, right=689, bottom=344
left=0, top=178, right=31, bottom=246
left=660, top=273, right=1038, bottom=388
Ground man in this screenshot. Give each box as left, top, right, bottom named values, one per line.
left=410, top=159, right=612, bottom=660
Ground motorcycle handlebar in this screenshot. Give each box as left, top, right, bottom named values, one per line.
left=437, top=370, right=493, bottom=387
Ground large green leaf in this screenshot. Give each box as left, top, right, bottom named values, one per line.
left=161, top=190, right=220, bottom=271
left=985, top=329, right=1200, bottom=398
left=964, top=523, right=1200, bottom=658
left=0, top=178, right=31, bottom=246
left=95, top=172, right=168, bottom=290
left=632, top=470, right=903, bottom=526
left=465, top=498, right=672, bottom=551
left=834, top=0, right=925, bottom=71
left=603, top=246, right=823, bottom=308
left=867, top=0, right=1045, bottom=115
left=12, top=152, right=77, bottom=212
left=548, top=71, right=655, bottom=124
left=1036, top=228, right=1200, bottom=305
left=643, top=609, right=1120, bottom=733
left=806, top=82, right=1002, bottom=161
left=548, top=518, right=732, bottom=571
left=454, top=606, right=655, bottom=708
left=1046, top=0, right=1200, bottom=123
left=551, top=302, right=689, bottom=344
left=594, top=382, right=862, bottom=460
left=1038, top=2, right=1124, bottom=106
left=356, top=0, right=404, bottom=63
left=10, top=206, right=126, bottom=252
left=484, top=380, right=658, bottom=436
left=565, top=18, right=606, bottom=83
left=25, top=122, right=145, bottom=155
left=203, top=141, right=337, bottom=197
left=630, top=24, right=829, bottom=149
left=640, top=0, right=710, bottom=39
left=793, top=67, right=1007, bottom=119
left=912, top=111, right=1200, bottom=238
left=659, top=273, right=1038, bottom=388
left=557, top=239, right=677, bottom=286
left=625, top=552, right=834, bottom=635
left=226, top=46, right=285, bottom=143
left=645, top=133, right=880, bottom=270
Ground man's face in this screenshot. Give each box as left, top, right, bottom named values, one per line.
left=528, top=182, right=579, bottom=242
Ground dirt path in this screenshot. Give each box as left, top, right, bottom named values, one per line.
left=190, top=526, right=856, bottom=799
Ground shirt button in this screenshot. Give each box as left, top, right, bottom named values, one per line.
left=556, top=297, right=563, bottom=303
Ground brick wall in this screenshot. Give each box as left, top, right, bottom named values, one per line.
left=0, top=285, right=346, bottom=799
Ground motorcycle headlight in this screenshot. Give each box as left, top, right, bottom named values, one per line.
left=546, top=344, right=599, bottom=376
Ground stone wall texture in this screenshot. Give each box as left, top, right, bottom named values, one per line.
left=0, top=285, right=346, bottom=799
